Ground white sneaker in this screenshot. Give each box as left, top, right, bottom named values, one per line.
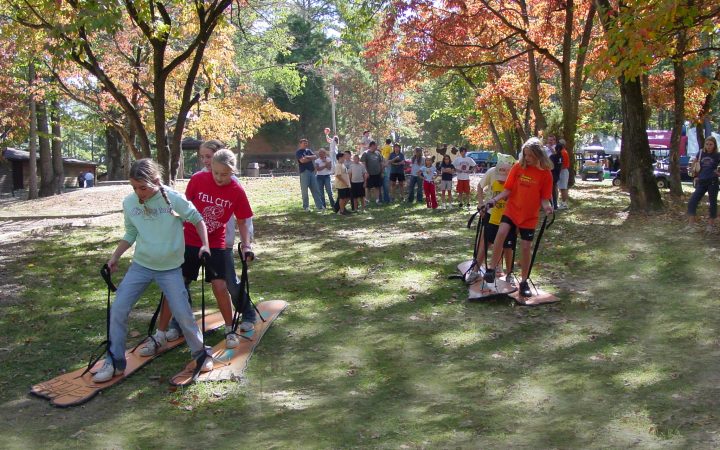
left=92, top=360, right=123, bottom=383
left=239, top=320, right=255, bottom=332
left=465, top=270, right=481, bottom=284
left=165, top=328, right=181, bottom=342
left=201, top=356, right=213, bottom=373
left=226, top=332, right=240, bottom=348
left=139, top=332, right=167, bottom=357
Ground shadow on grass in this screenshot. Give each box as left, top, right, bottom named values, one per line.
left=1, top=182, right=720, bottom=447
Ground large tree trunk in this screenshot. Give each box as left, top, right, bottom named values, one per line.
left=28, top=64, right=38, bottom=199
left=669, top=27, right=687, bottom=197
left=619, top=75, right=664, bottom=211
left=50, top=99, right=64, bottom=194
left=37, top=100, right=55, bottom=197
left=106, top=126, right=124, bottom=180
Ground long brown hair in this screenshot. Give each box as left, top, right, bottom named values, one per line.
left=519, top=137, right=553, bottom=170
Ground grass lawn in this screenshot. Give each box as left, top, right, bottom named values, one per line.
left=1, top=177, right=720, bottom=448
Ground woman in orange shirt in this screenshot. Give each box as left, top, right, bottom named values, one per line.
left=482, top=137, right=554, bottom=298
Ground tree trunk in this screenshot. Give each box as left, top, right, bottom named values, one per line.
left=669, top=27, right=687, bottom=197
left=50, top=99, right=64, bottom=194
left=28, top=64, right=38, bottom=199
left=619, top=75, right=664, bottom=212
left=37, top=100, right=55, bottom=197
left=106, top=126, right=124, bottom=180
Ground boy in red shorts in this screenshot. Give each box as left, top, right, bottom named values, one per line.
left=453, top=147, right=476, bottom=208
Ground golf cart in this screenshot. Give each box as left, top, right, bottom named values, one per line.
left=578, top=145, right=606, bottom=181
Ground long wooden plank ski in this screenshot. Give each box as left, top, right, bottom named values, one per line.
left=170, top=300, right=287, bottom=386
left=30, top=312, right=225, bottom=407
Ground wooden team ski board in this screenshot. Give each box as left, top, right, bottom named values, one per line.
left=170, top=300, right=287, bottom=386
left=457, top=260, right=559, bottom=305
left=457, top=260, right=517, bottom=300
left=30, top=312, right=225, bottom=408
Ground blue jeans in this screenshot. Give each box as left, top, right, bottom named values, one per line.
left=406, top=175, right=423, bottom=203
left=107, top=263, right=207, bottom=370
left=381, top=167, right=391, bottom=202
left=299, top=170, right=323, bottom=210
left=316, top=174, right=335, bottom=209
left=224, top=247, right=256, bottom=323
left=688, top=177, right=719, bottom=218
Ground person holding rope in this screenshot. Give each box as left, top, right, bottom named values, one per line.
left=92, top=159, right=212, bottom=382
left=482, top=138, right=554, bottom=298
left=139, top=148, right=254, bottom=356
left=466, top=153, right=517, bottom=284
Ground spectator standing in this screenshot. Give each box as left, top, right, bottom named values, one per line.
left=84, top=171, right=95, bottom=188
left=349, top=154, right=368, bottom=213
left=686, top=136, right=720, bottom=233
left=549, top=146, right=562, bottom=209
left=296, top=138, right=324, bottom=211
left=388, top=144, right=406, bottom=201
left=314, top=148, right=335, bottom=209
left=77, top=171, right=85, bottom=188
left=557, top=141, right=571, bottom=209
left=453, top=147, right=476, bottom=208
left=360, top=130, right=372, bottom=152
left=419, top=157, right=438, bottom=209
left=334, top=152, right=352, bottom=215
left=380, top=138, right=393, bottom=203
left=406, top=147, right=424, bottom=203
left=544, top=135, right=557, bottom=157
left=438, top=154, right=455, bottom=209
left=325, top=129, right=339, bottom=167
left=361, top=141, right=384, bottom=205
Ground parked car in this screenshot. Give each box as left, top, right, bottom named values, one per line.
left=466, top=151, right=497, bottom=172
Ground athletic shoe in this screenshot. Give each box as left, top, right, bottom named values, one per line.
left=166, top=328, right=182, bottom=342
left=682, top=224, right=699, bottom=233
left=92, top=361, right=123, bottom=383
left=706, top=225, right=716, bottom=235
left=139, top=332, right=167, bottom=357
left=465, top=270, right=481, bottom=284
left=519, top=280, right=532, bottom=297
left=239, top=320, right=255, bottom=332
left=200, top=355, right=213, bottom=372
left=483, top=268, right=496, bottom=283
left=226, top=332, right=240, bottom=349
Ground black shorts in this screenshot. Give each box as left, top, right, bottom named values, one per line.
left=182, top=245, right=227, bottom=282
left=483, top=215, right=517, bottom=250
left=500, top=215, right=535, bottom=241
left=337, top=188, right=352, bottom=199
left=367, top=174, right=383, bottom=188
left=351, top=182, right=365, bottom=198
left=390, top=172, right=405, bottom=182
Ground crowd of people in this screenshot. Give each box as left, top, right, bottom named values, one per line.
left=295, top=130, right=573, bottom=214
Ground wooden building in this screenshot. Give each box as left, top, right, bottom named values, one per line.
left=0, top=147, right=98, bottom=194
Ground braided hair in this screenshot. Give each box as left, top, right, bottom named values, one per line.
left=129, top=159, right=179, bottom=216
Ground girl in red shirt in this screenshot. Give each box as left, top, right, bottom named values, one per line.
left=140, top=148, right=254, bottom=355
left=482, top=138, right=554, bottom=298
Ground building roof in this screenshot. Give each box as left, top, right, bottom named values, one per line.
left=2, top=147, right=98, bottom=166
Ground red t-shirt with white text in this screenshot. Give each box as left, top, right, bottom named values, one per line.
left=183, top=171, right=253, bottom=249
left=502, top=163, right=552, bottom=229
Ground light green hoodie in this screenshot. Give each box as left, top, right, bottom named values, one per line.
left=122, top=187, right=202, bottom=271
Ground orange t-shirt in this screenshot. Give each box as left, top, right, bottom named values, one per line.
left=561, top=149, right=570, bottom=169
left=502, top=163, right=553, bottom=229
